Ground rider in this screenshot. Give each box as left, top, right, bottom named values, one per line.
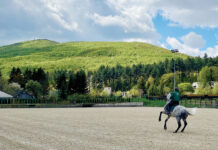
left=166, top=87, right=181, bottom=114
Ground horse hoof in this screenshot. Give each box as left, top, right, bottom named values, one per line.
left=159, top=119, right=161, bottom=122
left=164, top=127, right=167, bottom=130
left=173, top=131, right=177, bottom=133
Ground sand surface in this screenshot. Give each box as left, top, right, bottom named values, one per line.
left=0, top=107, right=218, bottom=150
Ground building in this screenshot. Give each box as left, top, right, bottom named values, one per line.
left=192, top=82, right=199, bottom=89
left=103, top=87, right=112, bottom=95
left=0, top=91, right=13, bottom=99
left=211, top=81, right=216, bottom=88
left=192, top=81, right=217, bottom=89
left=13, top=91, right=34, bottom=99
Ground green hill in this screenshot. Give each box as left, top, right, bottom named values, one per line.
left=0, top=39, right=188, bottom=76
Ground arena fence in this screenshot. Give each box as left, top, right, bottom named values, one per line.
left=0, top=96, right=218, bottom=108
left=147, top=95, right=218, bottom=108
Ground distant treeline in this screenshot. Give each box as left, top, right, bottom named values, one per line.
left=0, top=54, right=218, bottom=100
left=90, top=54, right=218, bottom=95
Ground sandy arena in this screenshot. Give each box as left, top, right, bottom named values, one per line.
left=0, top=107, right=218, bottom=150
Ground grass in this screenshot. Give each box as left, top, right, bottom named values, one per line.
left=0, top=39, right=188, bottom=77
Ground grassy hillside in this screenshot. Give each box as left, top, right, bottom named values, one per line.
left=0, top=39, right=188, bottom=77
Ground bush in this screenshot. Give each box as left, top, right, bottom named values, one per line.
left=195, top=83, right=212, bottom=95
left=178, top=83, right=194, bottom=95
left=114, top=91, right=122, bottom=97
left=130, top=87, right=139, bottom=97
left=100, top=90, right=110, bottom=97
left=89, top=89, right=101, bottom=97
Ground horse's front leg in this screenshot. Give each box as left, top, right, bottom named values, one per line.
left=159, top=111, right=163, bottom=122
left=164, top=115, right=170, bottom=130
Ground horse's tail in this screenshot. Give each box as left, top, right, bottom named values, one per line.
left=187, top=107, right=197, bottom=116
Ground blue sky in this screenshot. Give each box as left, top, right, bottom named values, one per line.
left=0, top=0, right=218, bottom=57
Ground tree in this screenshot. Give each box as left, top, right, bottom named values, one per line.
left=35, top=68, right=49, bottom=96
left=59, top=81, right=68, bottom=99
left=122, top=79, right=131, bottom=91
left=210, top=66, right=218, bottom=81
left=113, top=78, right=122, bottom=91
left=203, top=53, right=209, bottom=66
left=8, top=67, right=25, bottom=87
left=137, top=76, right=146, bottom=92
left=198, top=66, right=212, bottom=87
left=146, top=76, right=155, bottom=94
left=23, top=68, right=33, bottom=83
left=212, top=83, right=218, bottom=94
left=147, top=84, right=158, bottom=96
left=55, top=72, right=68, bottom=99
left=4, top=82, right=23, bottom=95
left=159, top=73, right=179, bottom=95
left=184, top=57, right=195, bottom=72
left=0, top=72, right=7, bottom=91
left=68, top=72, right=76, bottom=95
left=130, top=87, right=139, bottom=97
left=56, top=72, right=67, bottom=89
left=195, top=57, right=203, bottom=73
left=25, top=80, right=42, bottom=98
left=178, top=83, right=194, bottom=95
left=48, top=89, right=59, bottom=103
left=75, top=70, right=88, bottom=94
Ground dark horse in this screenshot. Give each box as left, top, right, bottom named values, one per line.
left=159, top=93, right=196, bottom=133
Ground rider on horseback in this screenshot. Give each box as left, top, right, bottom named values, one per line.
left=166, top=87, right=181, bottom=114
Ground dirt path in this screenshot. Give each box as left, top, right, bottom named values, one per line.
left=0, top=107, right=217, bottom=150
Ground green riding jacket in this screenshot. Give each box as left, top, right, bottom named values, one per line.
left=170, top=91, right=181, bottom=101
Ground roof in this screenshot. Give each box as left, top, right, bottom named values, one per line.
left=0, top=91, right=13, bottom=98
left=13, top=91, right=34, bottom=99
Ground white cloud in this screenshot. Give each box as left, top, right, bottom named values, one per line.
left=12, top=0, right=90, bottom=32
left=92, top=0, right=218, bottom=29
left=91, top=0, right=156, bottom=33
left=205, top=46, right=218, bottom=57
left=123, top=38, right=154, bottom=44
left=156, top=0, right=218, bottom=28
left=166, top=37, right=203, bottom=56
left=48, top=12, right=79, bottom=32
left=181, top=32, right=205, bottom=49
left=166, top=33, right=218, bottom=57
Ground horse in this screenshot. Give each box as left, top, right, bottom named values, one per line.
left=158, top=93, right=197, bottom=133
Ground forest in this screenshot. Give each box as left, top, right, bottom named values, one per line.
left=0, top=54, right=218, bottom=101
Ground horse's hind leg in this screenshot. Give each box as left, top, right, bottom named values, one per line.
left=164, top=115, right=170, bottom=130
left=181, top=119, right=187, bottom=132
left=174, top=117, right=181, bottom=133
left=159, top=111, right=163, bottom=122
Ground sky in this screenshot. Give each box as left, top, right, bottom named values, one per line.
left=0, top=0, right=218, bottom=57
